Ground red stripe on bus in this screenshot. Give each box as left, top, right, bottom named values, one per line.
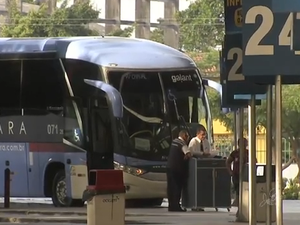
left=29, top=143, right=66, bottom=152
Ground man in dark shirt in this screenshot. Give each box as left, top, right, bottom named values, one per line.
left=226, top=138, right=256, bottom=217
left=167, top=130, right=191, bottom=212
left=226, top=138, right=249, bottom=197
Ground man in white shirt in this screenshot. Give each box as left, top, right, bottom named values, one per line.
left=189, top=125, right=210, bottom=157
left=188, top=125, right=210, bottom=211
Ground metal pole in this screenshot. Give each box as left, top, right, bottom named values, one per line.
left=266, top=85, right=273, bottom=225
left=4, top=168, right=10, bottom=208
left=234, top=110, right=238, bottom=150
left=275, top=75, right=283, bottom=225
left=248, top=95, right=256, bottom=225
left=238, top=108, right=244, bottom=220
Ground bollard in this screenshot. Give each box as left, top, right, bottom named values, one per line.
left=83, top=170, right=125, bottom=225
left=4, top=168, right=10, bottom=208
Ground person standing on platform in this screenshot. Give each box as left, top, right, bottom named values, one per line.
left=188, top=124, right=209, bottom=212
left=226, top=138, right=256, bottom=217
left=167, top=130, right=191, bottom=212
left=189, top=125, right=211, bottom=158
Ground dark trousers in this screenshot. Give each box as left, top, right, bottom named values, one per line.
left=167, top=169, right=184, bottom=209
left=232, top=175, right=240, bottom=196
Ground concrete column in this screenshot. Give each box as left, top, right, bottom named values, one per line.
left=135, top=0, right=150, bottom=39
left=34, top=0, right=56, bottom=14
left=164, top=0, right=179, bottom=48
left=47, top=0, right=56, bottom=14
left=105, top=0, right=121, bottom=34
left=5, top=0, right=11, bottom=21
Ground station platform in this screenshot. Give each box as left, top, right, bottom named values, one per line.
left=0, top=200, right=299, bottom=224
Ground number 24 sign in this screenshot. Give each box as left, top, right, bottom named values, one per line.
left=242, top=0, right=300, bottom=76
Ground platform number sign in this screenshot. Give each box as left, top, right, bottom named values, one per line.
left=224, top=33, right=244, bottom=82
left=221, top=33, right=267, bottom=107
left=227, top=47, right=243, bottom=81
left=244, top=7, right=291, bottom=56
left=242, top=0, right=300, bottom=76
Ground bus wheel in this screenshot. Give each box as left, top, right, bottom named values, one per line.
left=52, top=170, right=84, bottom=207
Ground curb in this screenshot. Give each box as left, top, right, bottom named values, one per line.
left=0, top=212, right=177, bottom=217
left=0, top=212, right=168, bottom=217
left=0, top=217, right=87, bottom=224
left=0, top=217, right=155, bottom=224
left=0, top=203, right=53, bottom=208
left=0, top=210, right=86, bottom=216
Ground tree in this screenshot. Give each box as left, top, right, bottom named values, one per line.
left=1, top=0, right=99, bottom=37
left=107, top=26, right=134, bottom=37
left=150, top=28, right=164, bottom=44
left=22, top=0, right=35, bottom=3
left=188, top=50, right=220, bottom=77
left=209, top=85, right=300, bottom=180
left=176, top=0, right=224, bottom=51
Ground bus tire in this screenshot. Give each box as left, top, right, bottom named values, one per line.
left=52, top=170, right=84, bottom=207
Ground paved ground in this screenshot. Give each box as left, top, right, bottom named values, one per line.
left=0, top=199, right=299, bottom=224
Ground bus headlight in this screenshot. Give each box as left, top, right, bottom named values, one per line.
left=114, top=162, right=146, bottom=176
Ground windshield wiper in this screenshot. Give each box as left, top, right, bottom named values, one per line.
left=167, top=90, right=192, bottom=137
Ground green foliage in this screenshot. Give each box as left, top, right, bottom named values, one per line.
left=150, top=28, right=164, bottom=44
left=47, top=1, right=99, bottom=36
left=210, top=85, right=300, bottom=136
left=176, top=0, right=223, bottom=51
left=173, top=0, right=222, bottom=76
left=189, top=50, right=220, bottom=77
left=22, top=0, right=35, bottom=3
left=1, top=0, right=99, bottom=37
left=282, top=178, right=288, bottom=190
left=206, top=88, right=233, bottom=131
left=283, top=178, right=300, bottom=200
left=107, top=26, right=134, bottom=37
left=209, top=84, right=300, bottom=179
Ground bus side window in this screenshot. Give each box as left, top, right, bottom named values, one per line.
left=64, top=98, right=84, bottom=148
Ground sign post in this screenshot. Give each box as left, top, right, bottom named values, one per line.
left=275, top=76, right=283, bottom=225
left=248, top=95, right=257, bottom=225
left=266, top=85, right=273, bottom=225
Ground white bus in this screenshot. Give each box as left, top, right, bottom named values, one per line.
left=0, top=37, right=222, bottom=207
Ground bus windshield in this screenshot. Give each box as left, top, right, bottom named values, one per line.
left=160, top=70, right=212, bottom=145
left=108, top=70, right=211, bottom=161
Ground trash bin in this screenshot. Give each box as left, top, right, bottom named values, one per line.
left=241, top=164, right=276, bottom=222
left=182, top=158, right=231, bottom=211
left=83, top=169, right=126, bottom=225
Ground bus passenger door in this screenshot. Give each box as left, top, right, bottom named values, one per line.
left=0, top=143, right=29, bottom=197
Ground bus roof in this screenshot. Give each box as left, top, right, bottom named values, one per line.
left=0, top=37, right=197, bottom=69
